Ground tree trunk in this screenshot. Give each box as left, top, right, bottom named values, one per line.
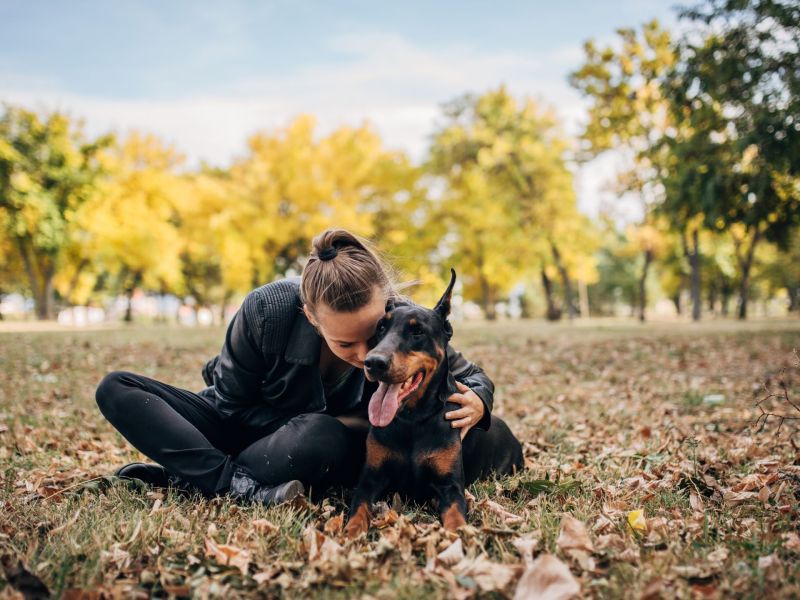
left=736, top=227, right=761, bottom=320
left=14, top=236, right=46, bottom=319
left=578, top=279, right=590, bottom=319
left=541, top=269, right=561, bottom=321
left=788, top=285, right=799, bottom=313
left=721, top=281, right=732, bottom=317
left=550, top=242, right=576, bottom=320
left=672, top=293, right=682, bottom=316
left=479, top=273, right=496, bottom=320
left=681, top=228, right=702, bottom=321
left=65, top=258, right=89, bottom=305
left=707, top=279, right=718, bottom=315
left=123, top=271, right=143, bottom=323
left=638, top=248, right=653, bottom=322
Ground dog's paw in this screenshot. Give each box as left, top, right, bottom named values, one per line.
left=442, top=504, right=468, bottom=532
left=344, top=503, right=371, bottom=540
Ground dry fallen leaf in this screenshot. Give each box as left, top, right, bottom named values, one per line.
left=556, top=515, right=594, bottom=553
left=323, top=513, right=344, bottom=536
left=782, top=531, right=800, bottom=552
left=512, top=534, right=540, bottom=565
left=758, top=554, right=783, bottom=582
left=454, top=555, right=519, bottom=594
left=477, top=498, right=524, bottom=524
left=204, top=538, right=250, bottom=576
left=436, top=538, right=464, bottom=566
left=514, top=553, right=580, bottom=600
left=252, top=518, right=279, bottom=535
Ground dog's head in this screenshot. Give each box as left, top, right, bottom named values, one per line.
left=364, top=269, right=456, bottom=427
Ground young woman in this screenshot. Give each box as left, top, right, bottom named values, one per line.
left=96, top=228, right=523, bottom=505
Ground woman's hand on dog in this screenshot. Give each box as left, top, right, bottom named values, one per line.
left=446, top=381, right=485, bottom=440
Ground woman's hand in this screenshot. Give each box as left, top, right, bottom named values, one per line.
left=446, top=381, right=485, bottom=440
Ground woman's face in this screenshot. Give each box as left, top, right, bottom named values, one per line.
left=305, top=286, right=388, bottom=368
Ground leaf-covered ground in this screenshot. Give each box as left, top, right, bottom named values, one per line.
left=1, top=319, right=799, bottom=598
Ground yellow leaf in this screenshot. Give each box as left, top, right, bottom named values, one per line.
left=627, top=510, right=647, bottom=532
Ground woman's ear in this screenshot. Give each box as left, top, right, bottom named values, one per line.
left=303, top=305, right=318, bottom=328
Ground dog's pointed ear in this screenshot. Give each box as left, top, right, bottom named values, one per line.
left=434, top=268, right=456, bottom=322
left=385, top=298, right=395, bottom=313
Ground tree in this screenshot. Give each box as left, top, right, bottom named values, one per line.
left=0, top=106, right=110, bottom=319
left=77, top=132, right=186, bottom=321
left=672, top=0, right=800, bottom=318
left=428, top=87, right=595, bottom=319
left=570, top=21, right=689, bottom=320
left=230, top=116, right=418, bottom=286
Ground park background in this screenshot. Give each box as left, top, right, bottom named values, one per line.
left=1, top=1, right=800, bottom=599
left=1, top=0, right=798, bottom=326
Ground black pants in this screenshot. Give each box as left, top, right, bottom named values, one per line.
left=95, top=371, right=524, bottom=497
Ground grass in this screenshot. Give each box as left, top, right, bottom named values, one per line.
left=1, top=318, right=799, bottom=598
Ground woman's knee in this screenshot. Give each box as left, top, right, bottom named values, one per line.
left=95, top=370, right=137, bottom=420
left=286, top=413, right=351, bottom=464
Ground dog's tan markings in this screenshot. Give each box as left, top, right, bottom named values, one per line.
left=408, top=318, right=417, bottom=326
left=402, top=351, right=441, bottom=409
left=366, top=434, right=401, bottom=469
left=441, top=502, right=466, bottom=532
left=435, top=345, right=445, bottom=361
left=344, top=503, right=371, bottom=539
left=421, top=441, right=460, bottom=477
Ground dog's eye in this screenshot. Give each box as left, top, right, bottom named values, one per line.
left=376, top=319, right=388, bottom=335
left=410, top=324, right=424, bottom=337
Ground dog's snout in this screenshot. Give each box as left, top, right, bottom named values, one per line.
left=364, top=354, right=389, bottom=374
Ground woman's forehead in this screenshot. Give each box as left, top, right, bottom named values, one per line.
left=316, top=290, right=387, bottom=340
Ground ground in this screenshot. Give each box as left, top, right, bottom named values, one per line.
left=1, top=318, right=799, bottom=598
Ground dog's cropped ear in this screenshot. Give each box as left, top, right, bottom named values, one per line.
left=434, top=268, right=456, bottom=322
left=385, top=298, right=395, bottom=313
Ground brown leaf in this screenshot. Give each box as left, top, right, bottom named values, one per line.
left=252, top=518, right=279, bottom=535
left=512, top=534, right=539, bottom=565
left=204, top=538, right=250, bottom=575
left=514, top=553, right=580, bottom=600
left=782, top=531, right=800, bottom=552
left=477, top=498, right=524, bottom=524
left=556, top=515, right=594, bottom=553
left=436, top=538, right=464, bottom=566
left=323, top=513, right=344, bottom=536
left=454, top=555, right=519, bottom=594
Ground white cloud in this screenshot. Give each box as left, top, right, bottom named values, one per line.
left=0, top=31, right=621, bottom=216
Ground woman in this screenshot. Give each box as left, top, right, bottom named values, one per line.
left=96, top=228, right=523, bottom=505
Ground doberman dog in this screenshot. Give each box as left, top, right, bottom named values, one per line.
left=344, top=269, right=469, bottom=538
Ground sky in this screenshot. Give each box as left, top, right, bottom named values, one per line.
left=0, top=0, right=680, bottom=220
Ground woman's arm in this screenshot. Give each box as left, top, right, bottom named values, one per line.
left=210, top=294, right=276, bottom=426
left=447, top=346, right=494, bottom=431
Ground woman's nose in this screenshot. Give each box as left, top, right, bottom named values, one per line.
left=355, top=342, right=370, bottom=363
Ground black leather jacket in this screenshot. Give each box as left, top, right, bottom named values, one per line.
left=200, top=278, right=494, bottom=432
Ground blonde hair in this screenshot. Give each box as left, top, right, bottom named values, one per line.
left=301, top=228, right=397, bottom=314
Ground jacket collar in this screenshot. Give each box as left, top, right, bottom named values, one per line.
left=283, top=308, right=322, bottom=365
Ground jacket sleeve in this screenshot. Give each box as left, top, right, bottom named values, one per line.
left=210, top=294, right=275, bottom=425
left=447, top=345, right=494, bottom=431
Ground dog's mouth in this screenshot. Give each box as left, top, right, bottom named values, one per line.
left=368, top=369, right=425, bottom=427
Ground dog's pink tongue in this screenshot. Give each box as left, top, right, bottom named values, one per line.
left=368, top=381, right=402, bottom=427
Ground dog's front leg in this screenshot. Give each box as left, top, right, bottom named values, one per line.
left=344, top=433, right=397, bottom=539
left=431, top=477, right=468, bottom=532
left=344, top=468, right=390, bottom=539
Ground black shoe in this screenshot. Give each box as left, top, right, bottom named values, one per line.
left=114, top=462, right=194, bottom=493
left=228, top=467, right=305, bottom=506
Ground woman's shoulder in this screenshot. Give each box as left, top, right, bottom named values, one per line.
left=240, top=277, right=303, bottom=355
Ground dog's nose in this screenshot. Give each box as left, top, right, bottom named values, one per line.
left=364, top=354, right=389, bottom=374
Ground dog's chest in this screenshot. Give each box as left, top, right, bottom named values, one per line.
left=371, top=423, right=461, bottom=498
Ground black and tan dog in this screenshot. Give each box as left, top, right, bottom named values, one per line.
left=344, top=269, right=469, bottom=538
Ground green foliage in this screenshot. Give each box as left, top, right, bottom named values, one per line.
left=0, top=105, right=111, bottom=317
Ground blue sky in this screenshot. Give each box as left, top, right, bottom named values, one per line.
left=0, top=0, right=680, bottom=217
